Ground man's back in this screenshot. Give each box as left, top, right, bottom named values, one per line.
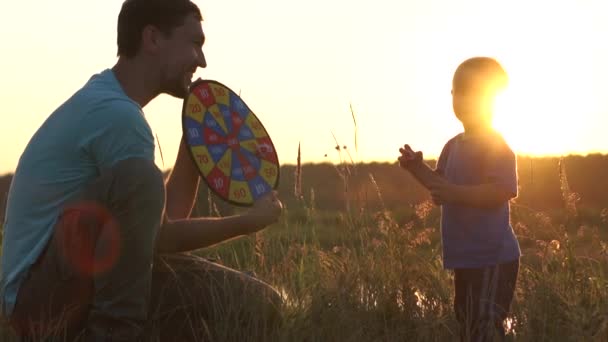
left=1, top=69, right=154, bottom=315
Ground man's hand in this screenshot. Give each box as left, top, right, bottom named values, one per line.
left=245, top=191, right=283, bottom=231
left=398, top=144, right=423, bottom=169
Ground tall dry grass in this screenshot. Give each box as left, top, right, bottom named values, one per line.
left=2, top=149, right=608, bottom=340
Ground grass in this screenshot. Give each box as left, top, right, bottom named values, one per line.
left=2, top=161, right=608, bottom=341
left=7, top=204, right=606, bottom=341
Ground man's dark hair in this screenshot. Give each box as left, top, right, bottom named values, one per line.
left=117, top=0, right=203, bottom=58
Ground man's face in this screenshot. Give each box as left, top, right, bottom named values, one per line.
left=156, top=13, right=206, bottom=99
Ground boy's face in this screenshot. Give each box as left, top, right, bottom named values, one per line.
left=155, top=13, right=207, bottom=99
left=451, top=68, right=495, bottom=127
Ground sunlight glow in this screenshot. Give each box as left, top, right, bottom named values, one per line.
left=493, top=58, right=594, bottom=156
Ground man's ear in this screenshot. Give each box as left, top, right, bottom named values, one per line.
left=141, top=25, right=164, bottom=54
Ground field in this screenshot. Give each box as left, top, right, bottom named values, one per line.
left=1, top=156, right=608, bottom=341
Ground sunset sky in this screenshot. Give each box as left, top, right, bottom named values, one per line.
left=1, top=0, right=607, bottom=175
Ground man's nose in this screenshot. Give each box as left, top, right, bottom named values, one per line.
left=198, top=51, right=207, bottom=68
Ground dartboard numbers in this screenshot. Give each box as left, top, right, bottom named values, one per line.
left=185, top=96, right=205, bottom=122
left=191, top=146, right=214, bottom=176
left=208, top=168, right=229, bottom=198
left=229, top=180, right=253, bottom=203
left=260, top=159, right=279, bottom=186
left=217, top=150, right=232, bottom=176
left=207, top=105, right=229, bottom=134
left=245, top=113, right=268, bottom=138
left=183, top=79, right=280, bottom=206
left=209, top=83, right=229, bottom=105
left=188, top=127, right=200, bottom=139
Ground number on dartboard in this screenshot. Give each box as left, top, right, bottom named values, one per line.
left=188, top=128, right=199, bottom=138
left=254, top=184, right=265, bottom=195
left=196, top=154, right=209, bottom=164
left=264, top=167, right=276, bottom=177
left=213, top=178, right=224, bottom=189
left=233, top=188, right=246, bottom=199
left=199, top=89, right=210, bottom=99
left=213, top=88, right=226, bottom=96
left=190, top=104, right=202, bottom=113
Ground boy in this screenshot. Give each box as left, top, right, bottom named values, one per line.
left=398, top=57, right=520, bottom=341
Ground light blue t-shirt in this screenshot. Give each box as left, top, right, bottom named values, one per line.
left=436, top=131, right=521, bottom=269
left=0, top=69, right=155, bottom=316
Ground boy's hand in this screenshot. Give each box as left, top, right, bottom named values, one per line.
left=398, top=144, right=423, bottom=169
left=245, top=191, right=283, bottom=230
left=428, top=179, right=458, bottom=205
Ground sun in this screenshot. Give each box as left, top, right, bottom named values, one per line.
left=491, top=57, right=594, bottom=156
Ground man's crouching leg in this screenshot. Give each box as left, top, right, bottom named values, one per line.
left=147, top=253, right=283, bottom=342
left=10, top=158, right=165, bottom=341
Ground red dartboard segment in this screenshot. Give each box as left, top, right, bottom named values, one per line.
left=234, top=150, right=257, bottom=181
left=203, top=127, right=226, bottom=145
left=181, top=79, right=280, bottom=207
left=193, top=82, right=216, bottom=108
left=207, top=167, right=230, bottom=199
left=255, top=137, right=278, bottom=164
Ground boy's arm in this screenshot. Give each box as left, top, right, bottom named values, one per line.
left=428, top=141, right=517, bottom=208
left=402, top=160, right=446, bottom=189
left=398, top=144, right=445, bottom=189
left=429, top=181, right=515, bottom=208
left=164, top=137, right=201, bottom=220
left=398, top=143, right=516, bottom=208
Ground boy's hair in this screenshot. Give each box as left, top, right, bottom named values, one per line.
left=117, top=0, right=203, bottom=58
left=452, top=57, right=508, bottom=98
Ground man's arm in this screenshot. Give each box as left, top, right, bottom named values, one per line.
left=156, top=192, right=282, bottom=253
left=164, top=137, right=200, bottom=219
left=158, top=136, right=283, bottom=253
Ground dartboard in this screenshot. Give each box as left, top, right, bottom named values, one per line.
left=182, top=79, right=280, bottom=206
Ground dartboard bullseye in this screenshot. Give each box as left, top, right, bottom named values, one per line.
left=182, top=79, right=280, bottom=206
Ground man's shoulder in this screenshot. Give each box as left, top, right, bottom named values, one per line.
left=76, top=69, right=141, bottom=116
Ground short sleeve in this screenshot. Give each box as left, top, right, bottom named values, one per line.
left=484, top=140, right=518, bottom=197
left=80, top=100, right=155, bottom=172
left=435, top=139, right=454, bottom=176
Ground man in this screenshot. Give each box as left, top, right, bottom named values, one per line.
left=1, top=0, right=283, bottom=340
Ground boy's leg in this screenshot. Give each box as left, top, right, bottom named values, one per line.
left=10, top=158, right=165, bottom=341
left=146, top=253, right=283, bottom=342
left=453, top=259, right=519, bottom=342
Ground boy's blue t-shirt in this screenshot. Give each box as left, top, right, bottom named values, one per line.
left=0, top=69, right=155, bottom=316
left=436, top=132, right=521, bottom=269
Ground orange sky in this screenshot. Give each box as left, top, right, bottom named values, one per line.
left=1, top=0, right=608, bottom=175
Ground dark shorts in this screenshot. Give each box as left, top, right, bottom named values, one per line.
left=453, top=259, right=519, bottom=342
